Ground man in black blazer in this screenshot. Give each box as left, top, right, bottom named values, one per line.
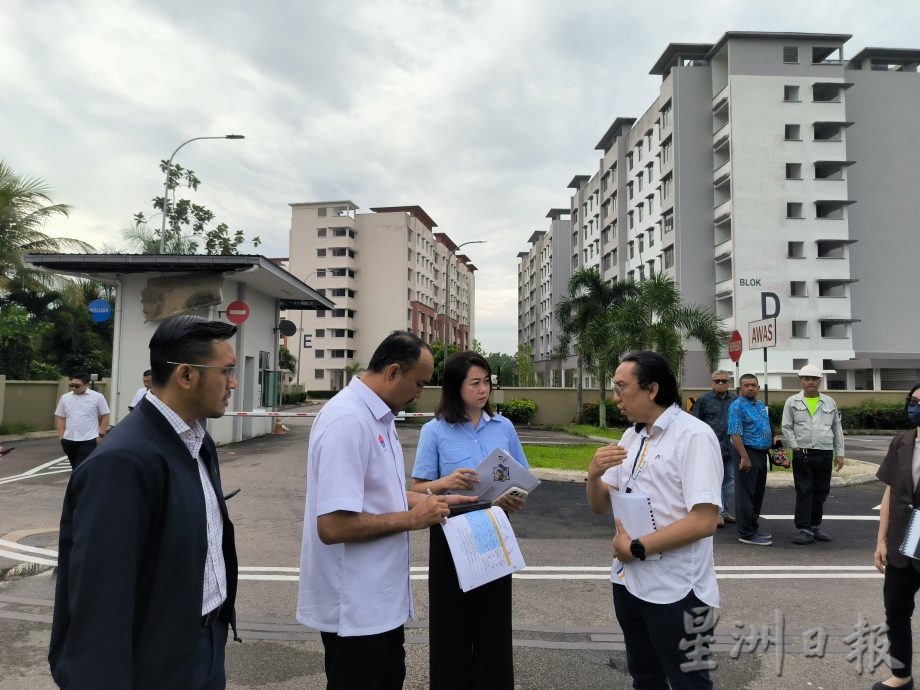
left=50, top=315, right=240, bottom=689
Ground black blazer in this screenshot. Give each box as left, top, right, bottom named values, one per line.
left=877, top=428, right=920, bottom=572
left=49, top=398, right=238, bottom=689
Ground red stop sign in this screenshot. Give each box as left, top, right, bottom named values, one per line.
left=226, top=300, right=250, bottom=324
left=728, top=330, right=743, bottom=363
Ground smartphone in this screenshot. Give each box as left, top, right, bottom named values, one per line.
left=497, top=486, right=528, bottom=501
left=448, top=500, right=492, bottom=517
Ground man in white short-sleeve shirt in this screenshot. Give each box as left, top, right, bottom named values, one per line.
left=55, top=372, right=110, bottom=468
left=128, top=370, right=153, bottom=411
left=587, top=351, right=722, bottom=690
left=297, top=331, right=474, bottom=690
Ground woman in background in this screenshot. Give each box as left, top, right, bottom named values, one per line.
left=410, top=351, right=527, bottom=690
left=873, top=382, right=920, bottom=690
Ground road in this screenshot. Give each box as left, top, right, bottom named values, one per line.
left=0, top=420, right=903, bottom=690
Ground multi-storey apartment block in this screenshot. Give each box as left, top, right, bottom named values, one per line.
left=527, top=31, right=920, bottom=390
left=289, top=202, right=477, bottom=390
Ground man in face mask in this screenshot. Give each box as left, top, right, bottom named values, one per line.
left=781, top=364, right=845, bottom=545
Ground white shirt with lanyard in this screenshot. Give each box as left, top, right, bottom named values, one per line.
left=602, top=404, right=723, bottom=607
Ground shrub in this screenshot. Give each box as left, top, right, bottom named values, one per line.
left=768, top=398, right=911, bottom=431
left=306, top=390, right=336, bottom=399
left=497, top=398, right=537, bottom=424
left=281, top=392, right=308, bottom=405
left=581, top=399, right=628, bottom=427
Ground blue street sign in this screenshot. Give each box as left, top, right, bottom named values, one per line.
left=88, top=298, right=111, bottom=323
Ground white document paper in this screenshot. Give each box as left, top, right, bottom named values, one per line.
left=610, top=491, right=662, bottom=560
left=440, top=506, right=526, bottom=592
left=450, top=447, right=541, bottom=502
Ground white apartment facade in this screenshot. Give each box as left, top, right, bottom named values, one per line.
left=289, top=202, right=477, bottom=390
left=544, top=31, right=919, bottom=390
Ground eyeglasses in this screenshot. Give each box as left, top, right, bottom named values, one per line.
left=712, top=379, right=729, bottom=384
left=613, top=382, right=633, bottom=396
left=166, top=361, right=237, bottom=381
left=68, top=383, right=85, bottom=388
left=909, top=398, right=920, bottom=408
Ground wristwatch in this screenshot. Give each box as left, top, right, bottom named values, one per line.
left=630, top=538, right=647, bottom=561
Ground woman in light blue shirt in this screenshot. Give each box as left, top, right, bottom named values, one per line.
left=411, top=351, right=527, bottom=689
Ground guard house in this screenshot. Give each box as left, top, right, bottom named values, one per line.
left=24, top=254, right=334, bottom=444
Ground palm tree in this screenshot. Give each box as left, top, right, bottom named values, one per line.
left=556, top=268, right=636, bottom=426
left=0, top=161, right=93, bottom=298
left=616, top=274, right=729, bottom=381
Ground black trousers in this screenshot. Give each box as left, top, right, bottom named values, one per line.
left=883, top=562, right=920, bottom=678
left=320, top=626, right=405, bottom=690
left=60, top=439, right=96, bottom=468
left=612, top=585, right=715, bottom=689
left=191, top=619, right=228, bottom=690
left=791, top=448, right=833, bottom=532
left=428, top=523, right=514, bottom=690
left=734, top=447, right=768, bottom=539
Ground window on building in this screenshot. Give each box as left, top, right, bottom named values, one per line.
left=316, top=248, right=326, bottom=257
left=637, top=142, right=643, bottom=162
left=662, top=174, right=673, bottom=200
left=661, top=137, right=672, bottom=164
left=790, top=281, right=808, bottom=297
left=663, top=212, right=674, bottom=234
left=661, top=101, right=672, bottom=130
left=663, top=245, right=674, bottom=269
left=315, top=329, right=325, bottom=337
left=783, top=46, right=799, bottom=63
left=314, top=369, right=324, bottom=379
left=628, top=241, right=635, bottom=259
left=627, top=211, right=634, bottom=230
left=317, top=228, right=327, bottom=237
left=787, top=202, right=804, bottom=218
left=638, top=236, right=644, bottom=253
left=627, top=182, right=634, bottom=201
left=603, top=252, right=612, bottom=271
left=784, top=124, right=801, bottom=141
left=783, top=85, right=800, bottom=102
left=637, top=172, right=644, bottom=192
left=788, top=241, right=805, bottom=258
left=786, top=163, right=803, bottom=180
left=317, top=208, right=327, bottom=217
left=648, top=229, right=655, bottom=247
left=315, top=350, right=324, bottom=358
left=316, top=309, right=325, bottom=318
left=314, top=269, right=326, bottom=278
left=638, top=204, right=644, bottom=222
left=627, top=153, right=634, bottom=171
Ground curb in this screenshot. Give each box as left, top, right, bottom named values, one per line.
left=0, top=430, right=58, bottom=443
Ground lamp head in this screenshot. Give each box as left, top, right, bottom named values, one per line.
left=225, top=134, right=245, bottom=140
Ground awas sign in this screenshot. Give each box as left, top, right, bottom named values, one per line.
left=748, top=318, right=777, bottom=349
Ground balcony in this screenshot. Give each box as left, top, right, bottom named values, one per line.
left=713, top=159, right=731, bottom=183
left=714, top=239, right=732, bottom=261
left=712, top=124, right=730, bottom=150
left=713, top=199, right=732, bottom=224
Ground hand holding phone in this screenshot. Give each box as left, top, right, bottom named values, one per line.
left=496, top=486, right=528, bottom=501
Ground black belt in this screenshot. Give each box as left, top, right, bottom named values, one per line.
left=202, top=603, right=223, bottom=627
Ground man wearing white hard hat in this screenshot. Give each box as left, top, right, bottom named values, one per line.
left=781, top=364, right=845, bottom=545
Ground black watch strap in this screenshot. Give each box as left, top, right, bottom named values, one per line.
left=630, top=538, right=646, bottom=561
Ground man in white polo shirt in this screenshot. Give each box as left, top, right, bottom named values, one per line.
left=297, top=331, right=474, bottom=690
left=54, top=372, right=110, bottom=468
left=587, top=351, right=723, bottom=689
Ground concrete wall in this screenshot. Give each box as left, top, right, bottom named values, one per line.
left=412, top=385, right=908, bottom=426
left=0, top=377, right=111, bottom=431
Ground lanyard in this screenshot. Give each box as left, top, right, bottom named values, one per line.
left=625, top=432, right=654, bottom=494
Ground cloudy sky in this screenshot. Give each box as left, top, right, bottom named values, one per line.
left=3, top=0, right=917, bottom=353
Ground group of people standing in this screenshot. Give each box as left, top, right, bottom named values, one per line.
left=691, top=364, right=845, bottom=547
left=43, top=316, right=920, bottom=690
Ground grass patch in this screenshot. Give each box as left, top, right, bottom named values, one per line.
left=524, top=444, right=604, bottom=472
left=0, top=422, right=35, bottom=436
left=562, top=424, right=624, bottom=441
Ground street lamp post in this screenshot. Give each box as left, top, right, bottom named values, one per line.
left=443, top=240, right=486, bottom=346
left=158, top=134, right=245, bottom=254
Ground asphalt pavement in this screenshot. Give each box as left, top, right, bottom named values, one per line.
left=0, top=412, right=906, bottom=689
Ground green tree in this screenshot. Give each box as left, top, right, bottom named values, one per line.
left=0, top=305, right=42, bottom=379
left=615, top=274, right=729, bottom=381
left=279, top=346, right=296, bottom=372
left=0, top=161, right=92, bottom=300
left=135, top=162, right=261, bottom=255
left=515, top=343, right=536, bottom=387
left=430, top=341, right=459, bottom=386
left=345, top=362, right=364, bottom=384
left=486, top=352, right=515, bottom=387
left=556, top=267, right=636, bottom=426
left=471, top=339, right=486, bottom=356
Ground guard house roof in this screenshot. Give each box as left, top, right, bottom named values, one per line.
left=567, top=175, right=590, bottom=190
left=848, top=47, right=920, bottom=69
left=23, top=254, right=335, bottom=310
left=546, top=208, right=569, bottom=219
left=595, top=117, right=637, bottom=153
left=370, top=205, right=438, bottom=231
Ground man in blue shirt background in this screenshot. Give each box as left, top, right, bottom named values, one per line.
left=728, top=373, right=774, bottom=546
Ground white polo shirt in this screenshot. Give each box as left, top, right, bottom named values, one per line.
left=602, top=405, right=723, bottom=607
left=296, top=377, right=413, bottom=636
left=54, top=389, right=110, bottom=441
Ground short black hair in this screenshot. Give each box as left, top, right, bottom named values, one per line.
left=436, top=351, right=493, bottom=423
left=367, top=331, right=431, bottom=373
left=149, top=315, right=237, bottom=386
left=739, top=373, right=759, bottom=385
left=70, top=372, right=90, bottom=384
left=906, top=382, right=920, bottom=415
left=143, top=369, right=152, bottom=377
left=619, top=351, right=682, bottom=408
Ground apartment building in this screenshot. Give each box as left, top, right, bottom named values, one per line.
left=288, top=202, right=477, bottom=390
left=546, top=31, right=920, bottom=389
left=517, top=209, right=574, bottom=385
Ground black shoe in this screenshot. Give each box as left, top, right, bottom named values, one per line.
left=813, top=527, right=832, bottom=542
left=792, top=530, right=815, bottom=545
left=871, top=679, right=913, bottom=690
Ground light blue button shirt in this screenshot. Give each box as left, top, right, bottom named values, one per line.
left=411, top=411, right=528, bottom=480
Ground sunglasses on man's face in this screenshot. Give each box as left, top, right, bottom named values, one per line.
left=713, top=379, right=729, bottom=384
left=68, top=383, right=85, bottom=388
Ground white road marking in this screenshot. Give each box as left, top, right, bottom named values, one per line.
left=0, top=457, right=71, bottom=485
left=0, top=539, right=58, bottom=556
